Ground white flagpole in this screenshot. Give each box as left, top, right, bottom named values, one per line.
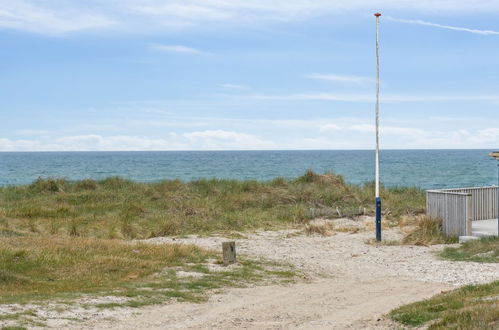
left=374, top=12, right=382, bottom=241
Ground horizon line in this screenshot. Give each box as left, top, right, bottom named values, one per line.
left=0, top=148, right=497, bottom=153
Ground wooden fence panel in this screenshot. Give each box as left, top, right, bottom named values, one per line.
left=441, top=187, right=498, bottom=221
left=426, top=190, right=472, bottom=236
left=426, top=186, right=498, bottom=237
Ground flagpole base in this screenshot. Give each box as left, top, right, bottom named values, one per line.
left=375, top=197, right=382, bottom=241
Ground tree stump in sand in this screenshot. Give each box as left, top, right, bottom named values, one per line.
left=222, top=241, right=236, bottom=266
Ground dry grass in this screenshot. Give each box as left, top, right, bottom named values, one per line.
left=334, top=226, right=360, bottom=233
left=0, top=236, right=297, bottom=328
left=0, top=172, right=433, bottom=327
left=402, top=216, right=457, bottom=246
left=0, top=236, right=208, bottom=302
left=304, top=223, right=334, bottom=236
left=364, top=238, right=401, bottom=246
left=0, top=171, right=426, bottom=240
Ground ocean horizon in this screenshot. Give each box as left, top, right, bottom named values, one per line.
left=1, top=149, right=497, bottom=189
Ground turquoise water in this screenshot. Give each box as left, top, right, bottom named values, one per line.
left=0, top=150, right=497, bottom=189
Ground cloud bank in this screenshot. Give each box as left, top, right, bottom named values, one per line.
left=4, top=0, right=499, bottom=35
left=0, top=130, right=275, bottom=151
left=3, top=120, right=499, bottom=151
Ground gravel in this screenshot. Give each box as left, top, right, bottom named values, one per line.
left=145, top=217, right=498, bottom=286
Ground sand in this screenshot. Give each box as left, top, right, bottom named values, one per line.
left=70, top=217, right=498, bottom=330
left=3, top=217, right=498, bottom=329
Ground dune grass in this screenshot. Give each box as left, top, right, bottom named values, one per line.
left=0, top=171, right=426, bottom=240
left=0, top=236, right=209, bottom=303
left=390, top=281, right=499, bottom=329
left=440, top=237, right=499, bottom=263
left=0, top=236, right=295, bottom=328
left=402, top=216, right=458, bottom=246
left=0, top=237, right=294, bottom=305
left=0, top=170, right=425, bottom=309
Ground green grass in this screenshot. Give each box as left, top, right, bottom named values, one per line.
left=440, top=237, right=499, bottom=263
left=390, top=281, right=499, bottom=329
left=0, top=172, right=427, bottom=327
left=0, top=171, right=426, bottom=240
left=0, top=236, right=296, bottom=327
left=0, top=236, right=209, bottom=303
left=0, top=310, right=38, bottom=329
left=0, top=237, right=293, bottom=305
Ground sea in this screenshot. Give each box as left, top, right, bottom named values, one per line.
left=0, top=150, right=497, bottom=189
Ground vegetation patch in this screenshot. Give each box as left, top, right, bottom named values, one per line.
left=0, top=171, right=426, bottom=240
left=304, top=222, right=334, bottom=236
left=390, top=281, right=499, bottom=329
left=440, top=237, right=499, bottom=263
left=0, top=236, right=208, bottom=303
left=0, top=236, right=295, bottom=327
left=402, top=216, right=457, bottom=246
left=364, top=238, right=401, bottom=246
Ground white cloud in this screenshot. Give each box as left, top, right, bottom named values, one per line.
left=318, top=123, right=430, bottom=139
left=0, top=131, right=275, bottom=151
left=150, top=44, right=210, bottom=55
left=15, top=129, right=53, bottom=136
left=183, top=130, right=275, bottom=149
left=6, top=1, right=499, bottom=35
left=128, top=2, right=234, bottom=21
left=319, top=124, right=341, bottom=132
left=246, top=92, right=499, bottom=103
left=349, top=124, right=428, bottom=137
left=0, top=0, right=115, bottom=35
left=387, top=17, right=499, bottom=35
left=0, top=135, right=173, bottom=151
left=308, top=74, right=375, bottom=84
left=468, top=128, right=499, bottom=144
left=219, top=83, right=249, bottom=90
left=3, top=118, right=499, bottom=151
left=123, top=1, right=499, bottom=23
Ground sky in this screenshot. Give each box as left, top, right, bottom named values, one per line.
left=1, top=0, right=499, bottom=151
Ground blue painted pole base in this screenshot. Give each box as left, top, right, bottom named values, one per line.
left=376, top=197, right=382, bottom=241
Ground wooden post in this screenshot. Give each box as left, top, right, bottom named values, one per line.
left=466, top=194, right=473, bottom=236
left=222, top=241, right=236, bottom=266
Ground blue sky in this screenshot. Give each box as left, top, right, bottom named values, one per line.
left=1, top=0, right=499, bottom=151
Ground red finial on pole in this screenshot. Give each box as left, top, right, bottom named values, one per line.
left=374, top=13, right=381, bottom=17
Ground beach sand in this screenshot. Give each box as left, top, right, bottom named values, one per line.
left=61, top=217, right=498, bottom=329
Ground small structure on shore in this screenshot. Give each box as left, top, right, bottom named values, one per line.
left=427, top=153, right=499, bottom=241
left=427, top=187, right=498, bottom=239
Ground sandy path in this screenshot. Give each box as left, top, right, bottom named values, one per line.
left=73, top=218, right=499, bottom=330
left=88, top=278, right=443, bottom=330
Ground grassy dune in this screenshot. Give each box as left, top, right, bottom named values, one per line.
left=0, top=171, right=426, bottom=240
left=1, top=172, right=496, bottom=328
left=0, top=171, right=426, bottom=326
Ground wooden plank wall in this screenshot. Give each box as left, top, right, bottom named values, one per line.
left=443, top=187, right=498, bottom=221
left=426, top=191, right=471, bottom=236
left=426, top=186, right=498, bottom=237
